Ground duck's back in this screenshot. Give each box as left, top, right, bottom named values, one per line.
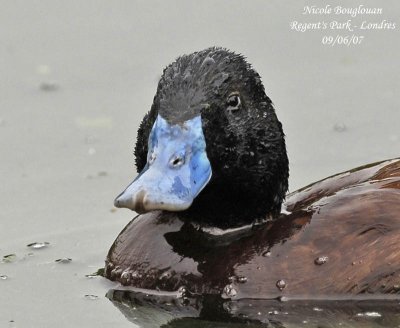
left=105, top=159, right=400, bottom=298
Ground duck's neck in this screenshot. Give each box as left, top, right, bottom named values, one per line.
left=180, top=177, right=284, bottom=229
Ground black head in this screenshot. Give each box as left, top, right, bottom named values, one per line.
left=115, top=47, right=289, bottom=228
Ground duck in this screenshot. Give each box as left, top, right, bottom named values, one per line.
left=105, top=47, right=400, bottom=300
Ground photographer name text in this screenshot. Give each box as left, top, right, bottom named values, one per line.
left=290, top=5, right=397, bottom=46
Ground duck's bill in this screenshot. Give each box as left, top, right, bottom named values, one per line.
left=114, top=115, right=212, bottom=214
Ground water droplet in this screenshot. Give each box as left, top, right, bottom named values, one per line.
left=177, top=286, right=187, bottom=298
left=84, top=294, right=99, bottom=300
left=262, top=250, right=271, bottom=257
left=222, top=284, right=238, bottom=299
left=277, top=296, right=289, bottom=302
left=237, top=276, right=248, bottom=283
left=313, top=307, right=323, bottom=312
left=229, top=275, right=248, bottom=284
left=314, top=256, right=328, bottom=265
left=2, top=254, right=17, bottom=263
left=356, top=312, right=381, bottom=317
left=110, top=267, right=122, bottom=278
left=276, top=279, right=286, bottom=291
left=131, top=270, right=142, bottom=279
left=333, top=123, right=347, bottom=132
left=120, top=271, right=131, bottom=284
left=55, top=258, right=72, bottom=263
left=159, top=271, right=172, bottom=280
left=88, top=148, right=96, bottom=155
left=249, top=151, right=255, bottom=157
left=39, top=81, right=59, bottom=91
left=257, top=312, right=261, bottom=315
left=27, top=242, right=50, bottom=249
left=0, top=275, right=8, bottom=280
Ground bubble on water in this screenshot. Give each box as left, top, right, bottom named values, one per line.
left=222, top=284, right=238, bottom=299
left=2, top=254, right=17, bottom=263
left=55, top=258, right=72, bottom=263
left=314, top=256, right=328, bottom=265
left=276, top=279, right=286, bottom=291
left=84, top=294, right=99, bottom=300
left=0, top=275, right=8, bottom=280
left=333, top=123, right=347, bottom=132
left=88, top=148, right=96, bottom=155
left=39, top=81, right=59, bottom=92
left=27, top=242, right=50, bottom=249
left=268, top=310, right=279, bottom=315
left=356, top=312, right=381, bottom=318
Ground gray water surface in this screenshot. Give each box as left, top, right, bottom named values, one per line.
left=0, top=1, right=399, bottom=327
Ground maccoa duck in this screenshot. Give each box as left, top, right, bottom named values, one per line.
left=105, top=47, right=400, bottom=300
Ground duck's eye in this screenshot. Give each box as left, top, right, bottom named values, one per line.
left=226, top=94, right=241, bottom=111
left=169, top=154, right=185, bottom=168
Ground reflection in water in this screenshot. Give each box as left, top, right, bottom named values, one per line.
left=107, top=288, right=400, bottom=328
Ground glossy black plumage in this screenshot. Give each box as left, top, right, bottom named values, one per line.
left=134, top=47, right=289, bottom=228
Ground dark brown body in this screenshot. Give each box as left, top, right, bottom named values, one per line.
left=105, top=159, right=400, bottom=298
